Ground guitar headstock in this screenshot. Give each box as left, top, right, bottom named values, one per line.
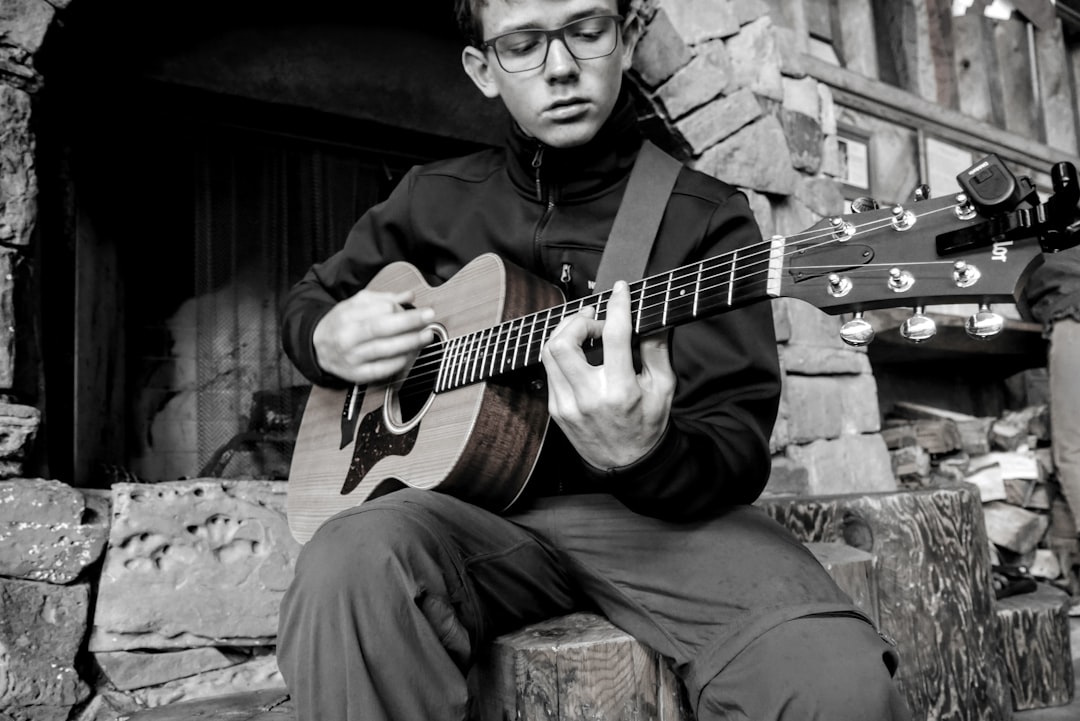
left=776, top=192, right=1044, bottom=343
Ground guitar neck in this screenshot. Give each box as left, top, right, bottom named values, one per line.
left=432, top=237, right=783, bottom=393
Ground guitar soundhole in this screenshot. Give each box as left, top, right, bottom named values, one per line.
left=395, top=371, right=434, bottom=423
left=387, top=331, right=443, bottom=427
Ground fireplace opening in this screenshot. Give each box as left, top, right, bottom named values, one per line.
left=33, top=72, right=494, bottom=486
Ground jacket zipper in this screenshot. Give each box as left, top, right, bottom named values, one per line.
left=531, top=143, right=557, bottom=270
left=532, top=142, right=564, bottom=495
left=532, top=145, right=544, bottom=202
left=560, top=263, right=573, bottom=291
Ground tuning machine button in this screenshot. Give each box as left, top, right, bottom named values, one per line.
left=900, top=307, right=937, bottom=343
left=913, top=184, right=931, bottom=202
left=850, top=196, right=881, bottom=214
left=840, top=312, right=875, bottom=347
left=965, top=304, right=1005, bottom=340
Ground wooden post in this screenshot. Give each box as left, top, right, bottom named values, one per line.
left=1035, top=17, right=1080, bottom=155
left=993, top=14, right=1042, bottom=142
left=952, top=1, right=1007, bottom=127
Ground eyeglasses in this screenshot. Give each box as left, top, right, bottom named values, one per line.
left=481, top=15, right=623, bottom=74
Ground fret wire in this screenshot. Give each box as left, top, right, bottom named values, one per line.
left=444, top=336, right=458, bottom=390
left=465, top=330, right=478, bottom=384
left=480, top=327, right=492, bottom=381
left=728, top=249, right=737, bottom=307
left=458, top=333, right=475, bottom=387
left=488, top=325, right=500, bottom=379
left=693, top=261, right=702, bottom=317
left=634, top=280, right=644, bottom=334
left=500, top=319, right=512, bottom=372
left=663, top=271, right=673, bottom=327
left=436, top=338, right=451, bottom=392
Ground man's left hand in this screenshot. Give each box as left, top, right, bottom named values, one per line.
left=541, top=280, right=677, bottom=471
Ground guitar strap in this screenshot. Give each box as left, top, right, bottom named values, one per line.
left=593, top=139, right=683, bottom=293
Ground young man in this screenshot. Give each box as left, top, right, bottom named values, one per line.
left=277, top=1, right=911, bottom=719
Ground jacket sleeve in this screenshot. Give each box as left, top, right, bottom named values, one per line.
left=588, top=190, right=782, bottom=520
left=280, top=169, right=419, bottom=388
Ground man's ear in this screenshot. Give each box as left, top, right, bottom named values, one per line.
left=619, top=15, right=642, bottom=72
left=462, top=46, right=501, bottom=99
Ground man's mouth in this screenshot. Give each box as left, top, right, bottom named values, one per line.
left=545, top=98, right=590, bottom=120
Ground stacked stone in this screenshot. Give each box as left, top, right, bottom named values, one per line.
left=80, top=480, right=299, bottom=720
left=0, top=479, right=109, bottom=721
left=630, top=0, right=896, bottom=497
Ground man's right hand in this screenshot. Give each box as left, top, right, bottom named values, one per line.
left=312, top=289, right=435, bottom=385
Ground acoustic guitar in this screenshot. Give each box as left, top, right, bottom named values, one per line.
left=286, top=189, right=1049, bottom=543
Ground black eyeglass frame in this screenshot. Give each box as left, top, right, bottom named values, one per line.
left=479, top=14, right=625, bottom=74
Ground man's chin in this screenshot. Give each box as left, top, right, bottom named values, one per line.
left=534, top=121, right=601, bottom=149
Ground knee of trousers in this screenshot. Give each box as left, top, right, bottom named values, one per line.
left=698, top=616, right=910, bottom=721
left=289, top=501, right=460, bottom=607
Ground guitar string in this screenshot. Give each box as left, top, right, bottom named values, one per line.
left=402, top=203, right=960, bottom=382
left=396, top=202, right=962, bottom=395
left=393, top=202, right=965, bottom=397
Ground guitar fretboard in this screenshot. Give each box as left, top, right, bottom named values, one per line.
left=432, top=237, right=784, bottom=393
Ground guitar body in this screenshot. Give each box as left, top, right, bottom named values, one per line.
left=287, top=254, right=565, bottom=544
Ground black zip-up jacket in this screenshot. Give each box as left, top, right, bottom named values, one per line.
left=282, top=92, right=782, bottom=521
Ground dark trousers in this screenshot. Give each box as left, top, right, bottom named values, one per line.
left=277, top=490, right=910, bottom=720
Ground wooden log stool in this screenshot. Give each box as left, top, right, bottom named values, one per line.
left=996, top=583, right=1075, bottom=711
left=474, top=540, right=876, bottom=721
left=759, top=484, right=1013, bottom=721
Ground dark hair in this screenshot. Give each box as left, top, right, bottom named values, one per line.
left=454, top=0, right=633, bottom=47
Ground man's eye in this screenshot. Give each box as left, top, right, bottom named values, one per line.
left=570, top=30, right=604, bottom=42
left=501, top=34, right=542, bottom=55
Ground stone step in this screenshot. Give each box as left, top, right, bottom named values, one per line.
left=123, top=688, right=292, bottom=720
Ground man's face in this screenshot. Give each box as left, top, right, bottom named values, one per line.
left=462, top=0, right=639, bottom=148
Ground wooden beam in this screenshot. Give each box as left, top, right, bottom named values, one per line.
left=803, top=54, right=1080, bottom=170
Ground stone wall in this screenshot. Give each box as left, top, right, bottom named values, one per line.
left=630, top=0, right=893, bottom=495
left=0, top=1, right=899, bottom=718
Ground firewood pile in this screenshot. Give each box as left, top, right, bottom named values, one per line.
left=883, top=399, right=1074, bottom=601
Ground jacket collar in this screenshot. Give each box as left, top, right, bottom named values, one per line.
left=505, top=87, right=643, bottom=202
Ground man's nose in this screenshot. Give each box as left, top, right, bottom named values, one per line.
left=544, top=37, right=580, bottom=79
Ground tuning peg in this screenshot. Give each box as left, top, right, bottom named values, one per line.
left=953, top=260, right=980, bottom=288
left=828, top=273, right=852, bottom=298
left=840, top=312, right=875, bottom=347
left=913, top=184, right=931, bottom=201
left=965, top=304, right=1005, bottom=340
left=900, top=307, right=937, bottom=343
left=888, top=267, right=914, bottom=292
left=850, top=197, right=881, bottom=214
